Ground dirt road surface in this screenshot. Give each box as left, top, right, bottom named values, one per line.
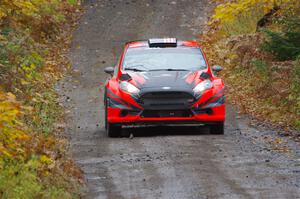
left=59, top=0, right=300, bottom=198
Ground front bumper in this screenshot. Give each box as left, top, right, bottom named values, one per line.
left=107, top=105, right=225, bottom=125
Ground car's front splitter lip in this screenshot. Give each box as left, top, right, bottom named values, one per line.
left=107, top=105, right=225, bottom=124
left=108, top=115, right=225, bottom=123
left=114, top=120, right=223, bottom=126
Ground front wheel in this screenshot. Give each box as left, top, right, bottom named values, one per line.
left=106, top=122, right=121, bottom=137
left=210, top=122, right=224, bottom=135
left=105, top=97, right=121, bottom=137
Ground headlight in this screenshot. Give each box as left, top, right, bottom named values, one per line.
left=120, top=81, right=140, bottom=94
left=193, top=80, right=213, bottom=94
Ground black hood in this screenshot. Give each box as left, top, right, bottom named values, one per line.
left=128, top=70, right=197, bottom=95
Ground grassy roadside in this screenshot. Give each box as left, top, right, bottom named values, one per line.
left=200, top=0, right=300, bottom=137
left=0, top=1, right=84, bottom=198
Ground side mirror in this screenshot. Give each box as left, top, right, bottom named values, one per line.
left=212, top=65, right=223, bottom=73
left=104, top=67, right=114, bottom=75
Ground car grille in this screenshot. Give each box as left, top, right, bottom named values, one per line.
left=139, top=92, right=195, bottom=110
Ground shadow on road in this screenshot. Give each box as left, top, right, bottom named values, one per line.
left=120, top=125, right=212, bottom=137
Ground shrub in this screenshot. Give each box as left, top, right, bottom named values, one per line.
left=0, top=160, right=42, bottom=199
left=203, top=0, right=300, bottom=130
left=210, top=0, right=300, bottom=37
left=261, top=17, right=300, bottom=61
left=0, top=0, right=83, bottom=198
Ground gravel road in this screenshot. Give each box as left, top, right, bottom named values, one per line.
left=59, top=0, right=300, bottom=198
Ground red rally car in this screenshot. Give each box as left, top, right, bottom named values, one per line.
left=104, top=38, right=225, bottom=137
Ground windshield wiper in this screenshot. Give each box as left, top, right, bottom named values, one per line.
left=124, top=64, right=150, bottom=72
left=124, top=67, right=147, bottom=72
left=149, top=68, right=189, bottom=71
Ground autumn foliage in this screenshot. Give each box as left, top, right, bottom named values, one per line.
left=0, top=0, right=83, bottom=198
left=202, top=0, right=300, bottom=134
left=210, top=0, right=300, bottom=36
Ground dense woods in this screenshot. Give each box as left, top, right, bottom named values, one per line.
left=202, top=0, right=300, bottom=134
left=0, top=1, right=83, bottom=198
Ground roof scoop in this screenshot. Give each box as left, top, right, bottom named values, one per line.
left=148, top=38, right=177, bottom=48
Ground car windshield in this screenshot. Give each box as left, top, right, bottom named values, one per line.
left=122, top=47, right=207, bottom=71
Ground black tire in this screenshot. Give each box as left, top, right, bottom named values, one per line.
left=210, top=122, right=224, bottom=135
left=104, top=94, right=121, bottom=137
left=104, top=89, right=108, bottom=130
left=106, top=122, right=121, bottom=137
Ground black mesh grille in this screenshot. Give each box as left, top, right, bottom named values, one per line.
left=139, top=92, right=195, bottom=110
